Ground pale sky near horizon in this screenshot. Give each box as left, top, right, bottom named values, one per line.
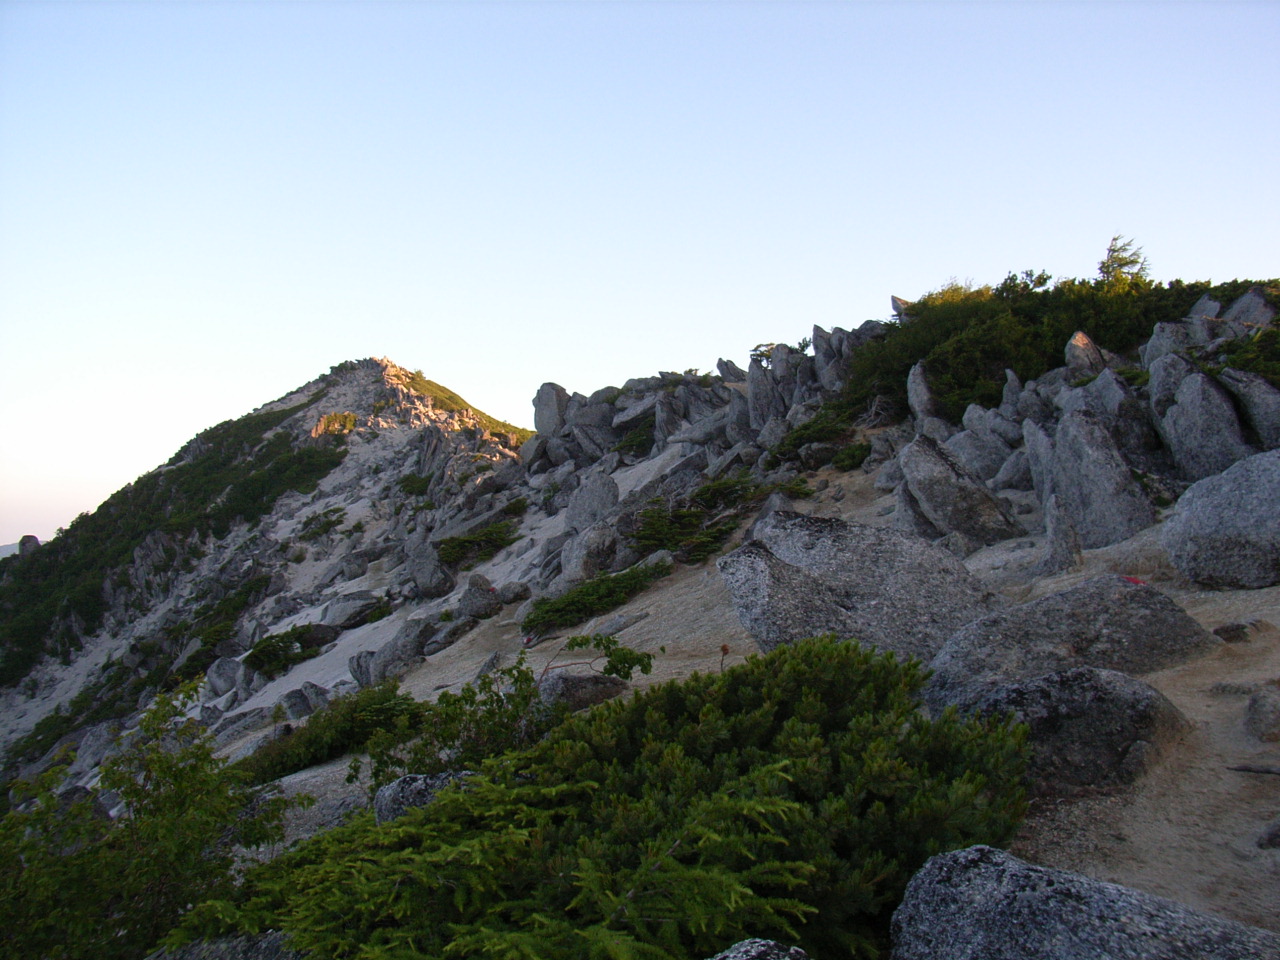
left=1, top=0, right=1276, bottom=544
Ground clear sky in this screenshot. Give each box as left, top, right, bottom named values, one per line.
left=1, top=0, right=1276, bottom=544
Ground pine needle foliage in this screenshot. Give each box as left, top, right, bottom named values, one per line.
left=631, top=473, right=811, bottom=564
left=521, top=561, right=672, bottom=635
left=355, top=637, right=656, bottom=794
left=175, top=637, right=1026, bottom=960
left=0, top=687, right=297, bottom=960
left=233, top=681, right=419, bottom=786
left=437, top=521, right=522, bottom=570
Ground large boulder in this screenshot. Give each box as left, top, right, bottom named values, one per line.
left=1049, top=410, right=1156, bottom=548
left=322, top=592, right=383, bottom=629
left=373, top=771, right=471, bottom=825
left=943, top=429, right=1012, bottom=482
left=532, top=382, right=571, bottom=435
left=718, top=512, right=1002, bottom=662
left=565, top=471, right=620, bottom=531
left=456, top=573, right=502, bottom=620
left=1156, top=371, right=1256, bottom=481
left=1218, top=367, right=1280, bottom=451
left=973, top=667, right=1189, bottom=796
left=536, top=670, right=628, bottom=712
left=1064, top=330, right=1106, bottom=376
left=890, top=845, right=1280, bottom=960
left=559, top=523, right=619, bottom=583
left=746, top=359, right=788, bottom=430
left=906, top=361, right=939, bottom=423
left=926, top=575, right=1219, bottom=712
left=1160, top=450, right=1280, bottom=588
left=898, top=437, right=1022, bottom=546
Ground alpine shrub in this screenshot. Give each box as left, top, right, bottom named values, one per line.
left=175, top=637, right=1026, bottom=960
left=521, top=561, right=672, bottom=635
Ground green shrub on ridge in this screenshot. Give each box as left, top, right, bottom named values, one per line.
left=174, top=637, right=1027, bottom=960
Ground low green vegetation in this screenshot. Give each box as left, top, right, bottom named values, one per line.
left=315, top=411, right=358, bottom=435
left=1, top=687, right=297, bottom=960
left=521, top=560, right=672, bottom=635
left=832, top=441, right=872, bottom=472
left=840, top=270, right=1277, bottom=426
left=297, top=507, right=346, bottom=542
left=354, top=635, right=655, bottom=793
left=613, top=414, right=657, bottom=456
left=436, top=520, right=521, bottom=569
left=242, top=625, right=330, bottom=680
left=404, top=370, right=534, bottom=444
left=174, top=637, right=1027, bottom=960
left=501, top=496, right=529, bottom=516
left=233, top=682, right=421, bottom=787
left=759, top=250, right=1276, bottom=468
left=1218, top=326, right=1280, bottom=389
left=632, top=472, right=812, bottom=563
left=396, top=472, right=433, bottom=496
left=0, top=393, right=343, bottom=689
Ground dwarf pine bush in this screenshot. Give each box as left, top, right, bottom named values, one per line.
left=174, top=637, right=1026, bottom=959
left=0, top=687, right=296, bottom=960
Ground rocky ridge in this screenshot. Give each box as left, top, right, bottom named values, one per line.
left=4, top=288, right=1280, bottom=956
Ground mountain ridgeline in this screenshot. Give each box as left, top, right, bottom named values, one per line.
left=2, top=262, right=1280, bottom=960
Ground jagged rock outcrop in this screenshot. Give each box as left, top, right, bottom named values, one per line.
left=890, top=845, right=1280, bottom=960
left=1048, top=410, right=1156, bottom=549
left=1160, top=450, right=1280, bottom=588
left=1155, top=370, right=1256, bottom=481
left=926, top=575, right=1219, bottom=712
left=718, top=512, right=1002, bottom=662
left=897, top=437, right=1022, bottom=548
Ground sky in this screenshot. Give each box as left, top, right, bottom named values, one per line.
left=1, top=0, right=1277, bottom=545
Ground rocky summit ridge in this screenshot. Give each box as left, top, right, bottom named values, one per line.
left=3, top=285, right=1280, bottom=958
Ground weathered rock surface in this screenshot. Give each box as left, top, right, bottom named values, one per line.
left=974, top=667, right=1189, bottom=796
left=456, top=573, right=502, bottom=620
left=719, top=512, right=1001, bottom=662
left=926, top=575, right=1219, bottom=712
left=1245, top=686, right=1280, bottom=742
left=890, top=845, right=1280, bottom=960
left=906, top=361, right=938, bottom=423
left=566, top=472, right=620, bottom=530
left=1050, top=410, right=1157, bottom=548
left=706, top=940, right=810, bottom=960
left=1034, top=493, right=1081, bottom=577
left=533, top=382, right=571, bottom=435
left=1157, top=371, right=1256, bottom=481
left=1219, top=368, right=1280, bottom=450
left=373, top=771, right=472, bottom=825
left=1064, top=330, right=1106, bottom=376
left=536, top=670, right=628, bottom=712
left=145, top=931, right=305, bottom=960
left=1161, top=450, right=1280, bottom=588
left=898, top=437, right=1022, bottom=546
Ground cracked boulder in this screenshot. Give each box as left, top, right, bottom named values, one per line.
left=926, top=575, right=1219, bottom=712
left=1161, top=451, right=1280, bottom=588
left=718, top=512, right=1001, bottom=662
left=898, top=436, right=1022, bottom=546
left=974, top=667, right=1189, bottom=796
left=890, top=845, right=1280, bottom=960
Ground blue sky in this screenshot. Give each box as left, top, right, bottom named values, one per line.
left=1, top=0, right=1276, bottom=544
